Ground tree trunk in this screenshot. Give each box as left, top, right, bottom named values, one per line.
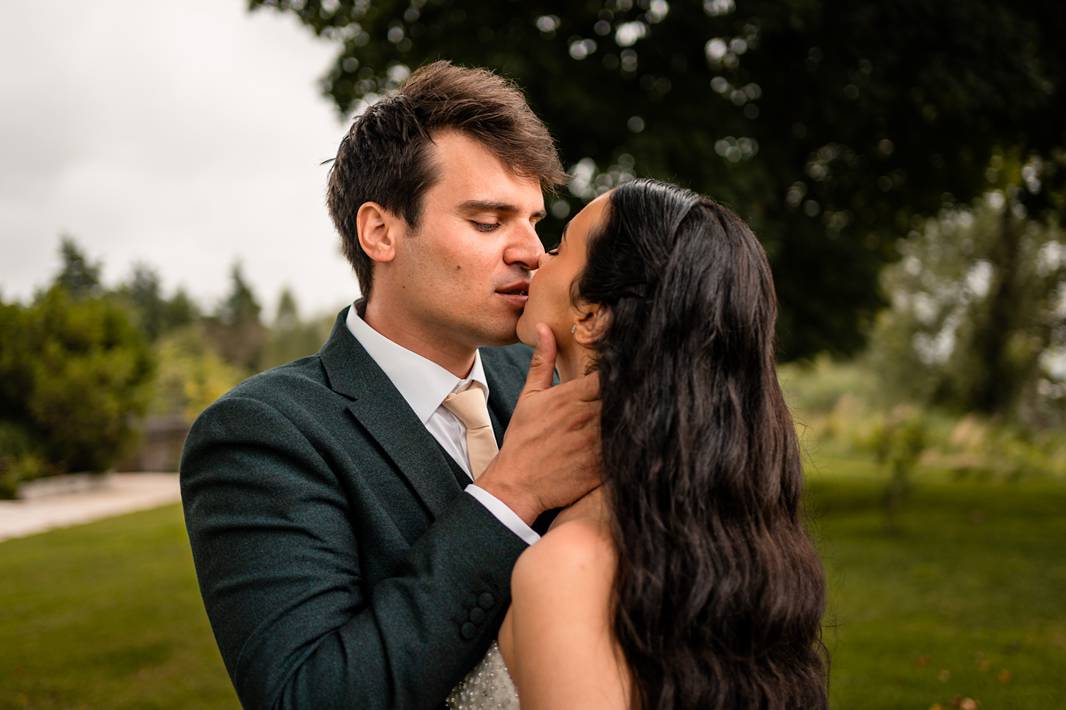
left=968, top=196, right=1022, bottom=414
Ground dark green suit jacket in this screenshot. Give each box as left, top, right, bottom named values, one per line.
left=181, top=307, right=536, bottom=709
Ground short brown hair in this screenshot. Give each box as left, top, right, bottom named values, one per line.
left=326, top=61, right=568, bottom=296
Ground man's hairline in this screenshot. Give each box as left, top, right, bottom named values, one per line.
left=391, top=127, right=549, bottom=232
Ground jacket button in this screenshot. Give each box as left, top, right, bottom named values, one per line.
left=460, top=622, right=477, bottom=640
left=469, top=607, right=486, bottom=624
left=478, top=592, right=496, bottom=610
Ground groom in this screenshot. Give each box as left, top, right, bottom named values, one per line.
left=180, top=61, right=601, bottom=709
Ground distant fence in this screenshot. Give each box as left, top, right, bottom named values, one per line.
left=116, top=415, right=189, bottom=473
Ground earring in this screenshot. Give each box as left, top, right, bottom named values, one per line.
left=570, top=324, right=577, bottom=335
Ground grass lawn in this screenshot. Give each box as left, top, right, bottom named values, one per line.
left=1, top=458, right=1064, bottom=709
left=0, top=505, right=238, bottom=709
left=805, top=452, right=1066, bottom=709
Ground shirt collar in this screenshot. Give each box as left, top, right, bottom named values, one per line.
left=345, top=303, right=490, bottom=424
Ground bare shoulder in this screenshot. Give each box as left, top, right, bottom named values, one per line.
left=503, top=520, right=629, bottom=709
left=512, top=519, right=616, bottom=593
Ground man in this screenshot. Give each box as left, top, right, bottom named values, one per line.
left=180, top=61, right=601, bottom=709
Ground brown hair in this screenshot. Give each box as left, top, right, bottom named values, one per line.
left=326, top=60, right=568, bottom=296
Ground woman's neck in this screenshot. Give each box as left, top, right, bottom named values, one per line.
left=555, top=343, right=594, bottom=383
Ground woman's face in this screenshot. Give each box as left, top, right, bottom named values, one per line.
left=517, top=191, right=611, bottom=348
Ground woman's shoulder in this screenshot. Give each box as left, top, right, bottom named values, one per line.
left=503, top=519, right=630, bottom=709
left=512, top=518, right=616, bottom=597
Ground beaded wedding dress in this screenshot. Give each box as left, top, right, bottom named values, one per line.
left=446, top=640, right=520, bottom=709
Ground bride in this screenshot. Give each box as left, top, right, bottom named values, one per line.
left=448, top=178, right=829, bottom=709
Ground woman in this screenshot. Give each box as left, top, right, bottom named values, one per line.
left=448, top=179, right=828, bottom=709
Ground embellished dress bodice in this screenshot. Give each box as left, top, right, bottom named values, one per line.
left=446, top=641, right=519, bottom=709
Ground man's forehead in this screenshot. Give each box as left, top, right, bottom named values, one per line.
left=427, top=131, right=544, bottom=211
left=434, top=175, right=545, bottom=216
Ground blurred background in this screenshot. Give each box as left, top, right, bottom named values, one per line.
left=1, top=1, right=1064, bottom=708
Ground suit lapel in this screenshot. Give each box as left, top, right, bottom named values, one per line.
left=319, top=308, right=459, bottom=519
left=320, top=307, right=532, bottom=520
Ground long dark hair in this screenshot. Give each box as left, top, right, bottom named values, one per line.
left=578, top=179, right=828, bottom=709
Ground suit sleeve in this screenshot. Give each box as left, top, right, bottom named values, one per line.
left=180, top=394, right=527, bottom=710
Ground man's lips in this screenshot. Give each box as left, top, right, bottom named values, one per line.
left=496, top=281, right=530, bottom=296
left=496, top=281, right=530, bottom=307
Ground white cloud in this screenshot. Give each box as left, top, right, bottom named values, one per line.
left=0, top=0, right=360, bottom=318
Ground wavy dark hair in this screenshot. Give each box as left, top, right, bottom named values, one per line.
left=577, top=179, right=828, bottom=709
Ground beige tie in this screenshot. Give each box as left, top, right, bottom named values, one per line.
left=442, top=385, right=498, bottom=480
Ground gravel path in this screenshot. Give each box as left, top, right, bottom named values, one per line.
left=0, top=473, right=181, bottom=542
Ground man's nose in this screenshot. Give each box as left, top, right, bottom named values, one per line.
left=506, top=221, right=545, bottom=270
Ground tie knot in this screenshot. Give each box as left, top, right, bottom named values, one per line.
left=442, top=386, right=492, bottom=431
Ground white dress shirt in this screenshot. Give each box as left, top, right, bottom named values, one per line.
left=346, top=306, right=540, bottom=546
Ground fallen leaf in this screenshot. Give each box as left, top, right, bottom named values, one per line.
left=997, top=669, right=1012, bottom=684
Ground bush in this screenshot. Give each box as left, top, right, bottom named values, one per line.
left=780, top=357, right=1066, bottom=482
left=150, top=325, right=246, bottom=423
left=0, top=288, right=155, bottom=493
left=0, top=422, right=49, bottom=499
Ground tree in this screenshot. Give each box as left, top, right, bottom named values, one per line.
left=0, top=287, right=155, bottom=487
left=117, top=263, right=167, bottom=341
left=262, top=286, right=334, bottom=369
left=251, top=0, right=1066, bottom=358
left=208, top=262, right=267, bottom=372
left=55, top=236, right=103, bottom=300
left=151, top=325, right=248, bottom=423
left=163, top=287, right=201, bottom=333
left=274, top=285, right=300, bottom=331
left=869, top=193, right=1065, bottom=424
left=116, top=265, right=203, bottom=341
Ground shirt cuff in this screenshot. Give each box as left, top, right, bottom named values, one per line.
left=465, top=484, right=541, bottom=546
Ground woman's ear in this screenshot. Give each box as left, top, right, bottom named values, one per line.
left=355, top=202, right=400, bottom=264
left=573, top=303, right=610, bottom=346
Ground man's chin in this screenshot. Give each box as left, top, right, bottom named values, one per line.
left=476, top=316, right=522, bottom=348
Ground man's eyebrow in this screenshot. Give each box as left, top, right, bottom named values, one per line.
left=457, top=200, right=547, bottom=220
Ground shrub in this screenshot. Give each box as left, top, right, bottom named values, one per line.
left=0, top=288, right=155, bottom=493
left=0, top=422, right=49, bottom=499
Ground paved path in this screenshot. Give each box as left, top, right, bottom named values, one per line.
left=0, top=473, right=181, bottom=542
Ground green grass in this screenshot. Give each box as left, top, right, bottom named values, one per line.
left=0, top=505, right=238, bottom=709
left=806, top=454, right=1066, bottom=709
left=1, top=461, right=1064, bottom=709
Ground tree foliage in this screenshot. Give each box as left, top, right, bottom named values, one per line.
left=869, top=193, right=1065, bottom=425
left=150, top=325, right=248, bottom=423
left=114, top=263, right=202, bottom=342
left=1, top=239, right=340, bottom=494
left=116, top=263, right=167, bottom=341
left=262, top=286, right=333, bottom=369
left=0, top=287, right=155, bottom=490
left=206, top=262, right=267, bottom=372
left=250, top=0, right=1066, bottom=358
left=55, top=236, right=103, bottom=300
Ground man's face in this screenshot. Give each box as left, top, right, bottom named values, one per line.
left=389, top=130, right=546, bottom=351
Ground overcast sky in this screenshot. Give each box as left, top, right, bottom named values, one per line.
left=0, top=1, right=360, bottom=319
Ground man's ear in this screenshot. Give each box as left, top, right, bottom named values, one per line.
left=355, top=202, right=401, bottom=264
left=573, top=303, right=610, bottom=347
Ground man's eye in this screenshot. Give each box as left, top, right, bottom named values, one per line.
left=471, top=221, right=501, bottom=232
left=546, top=247, right=560, bottom=256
